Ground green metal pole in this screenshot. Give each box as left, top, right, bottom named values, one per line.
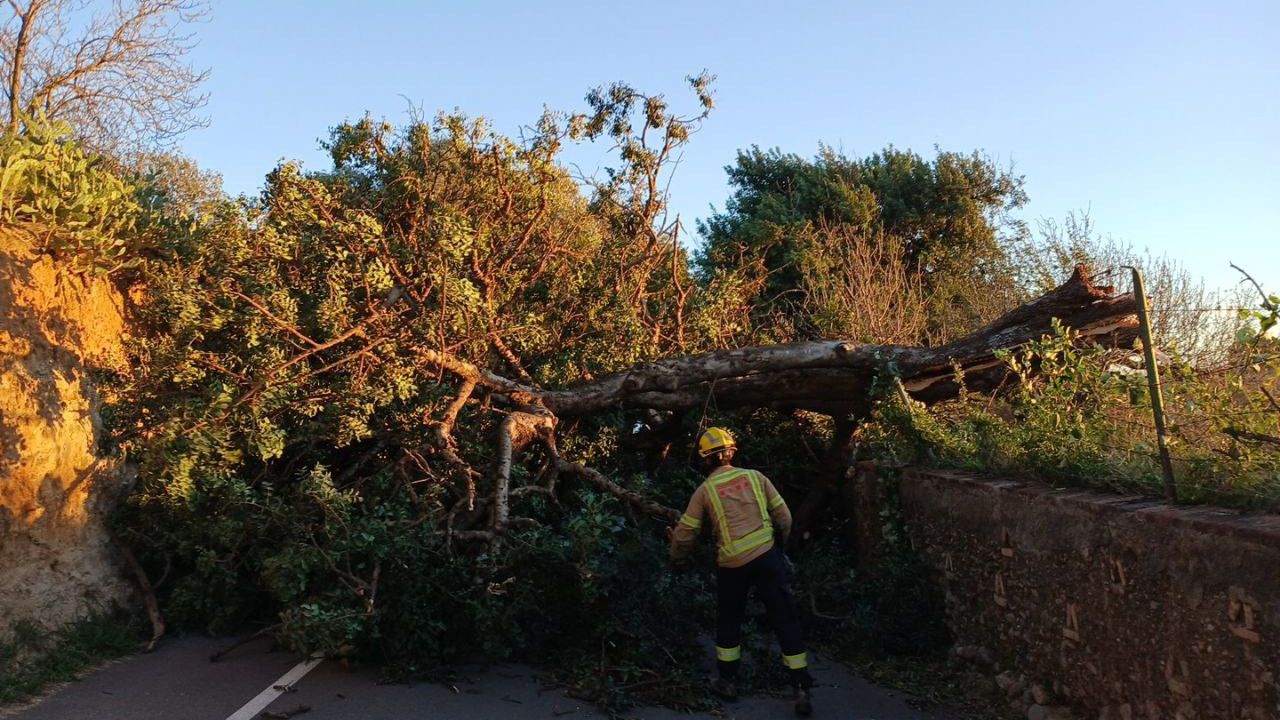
left=1128, top=267, right=1177, bottom=502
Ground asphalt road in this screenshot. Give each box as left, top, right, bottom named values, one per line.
left=3, top=635, right=949, bottom=720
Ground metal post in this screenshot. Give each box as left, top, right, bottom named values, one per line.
left=1127, top=266, right=1177, bottom=502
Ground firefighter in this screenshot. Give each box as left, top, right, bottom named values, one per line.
left=668, top=426, right=814, bottom=717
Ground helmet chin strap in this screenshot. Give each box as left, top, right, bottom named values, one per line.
left=709, top=448, right=735, bottom=470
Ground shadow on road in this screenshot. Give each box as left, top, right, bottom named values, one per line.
left=4, top=634, right=953, bottom=720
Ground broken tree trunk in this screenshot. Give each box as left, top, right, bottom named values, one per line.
left=538, top=267, right=1137, bottom=416
left=416, top=266, right=1138, bottom=539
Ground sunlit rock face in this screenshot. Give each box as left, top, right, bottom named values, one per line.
left=1, top=233, right=132, bottom=635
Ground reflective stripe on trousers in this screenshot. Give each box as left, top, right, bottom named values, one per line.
left=783, top=651, right=808, bottom=669
left=715, top=645, right=741, bottom=662
left=714, top=545, right=812, bottom=689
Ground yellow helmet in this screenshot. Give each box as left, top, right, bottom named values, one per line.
left=697, top=427, right=737, bottom=458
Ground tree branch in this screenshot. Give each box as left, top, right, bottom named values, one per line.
left=1223, top=427, right=1280, bottom=447
left=539, top=266, right=1137, bottom=416
left=553, top=459, right=680, bottom=523
left=118, top=543, right=165, bottom=652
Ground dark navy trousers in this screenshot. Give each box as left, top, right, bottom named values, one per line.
left=715, top=544, right=813, bottom=688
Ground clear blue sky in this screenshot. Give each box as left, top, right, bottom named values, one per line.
left=181, top=0, right=1278, bottom=294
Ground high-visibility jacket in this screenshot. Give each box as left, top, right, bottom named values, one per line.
left=670, top=465, right=793, bottom=568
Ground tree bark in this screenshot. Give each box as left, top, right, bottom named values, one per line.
left=789, top=417, right=858, bottom=548
left=411, top=266, right=1138, bottom=541
left=540, top=267, right=1137, bottom=416
left=554, top=459, right=681, bottom=523
left=7, top=1, right=41, bottom=131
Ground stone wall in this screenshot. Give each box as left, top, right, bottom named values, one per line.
left=899, top=468, right=1280, bottom=720
left=0, top=233, right=132, bottom=635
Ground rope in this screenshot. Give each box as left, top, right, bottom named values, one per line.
left=688, top=378, right=720, bottom=464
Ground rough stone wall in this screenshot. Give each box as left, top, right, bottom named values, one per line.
left=900, top=469, right=1280, bottom=720
left=0, top=233, right=132, bottom=635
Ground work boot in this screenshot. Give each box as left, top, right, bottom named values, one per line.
left=711, top=677, right=738, bottom=702
left=793, top=686, right=813, bottom=717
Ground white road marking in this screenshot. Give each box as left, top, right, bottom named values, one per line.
left=225, top=655, right=324, bottom=720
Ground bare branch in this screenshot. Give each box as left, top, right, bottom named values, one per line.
left=492, top=410, right=555, bottom=532
left=414, top=345, right=545, bottom=406
left=1262, top=387, right=1280, bottom=416
left=1222, top=427, right=1280, bottom=447
left=1, top=0, right=210, bottom=150
left=226, top=288, right=321, bottom=350
left=1231, top=262, right=1271, bottom=305
left=440, top=378, right=476, bottom=431
left=118, top=543, right=165, bottom=652
left=553, top=459, right=680, bottom=523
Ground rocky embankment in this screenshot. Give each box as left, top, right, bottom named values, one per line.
left=0, top=234, right=132, bottom=635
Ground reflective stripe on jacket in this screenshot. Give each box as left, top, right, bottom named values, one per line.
left=670, top=466, right=792, bottom=568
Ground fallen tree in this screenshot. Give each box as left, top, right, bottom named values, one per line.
left=10, top=73, right=1230, bottom=710
left=114, top=137, right=1138, bottom=669
left=548, top=266, right=1134, bottom=415
left=102, top=90, right=1142, bottom=705
left=410, top=266, right=1138, bottom=536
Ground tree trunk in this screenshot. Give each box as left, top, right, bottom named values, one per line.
left=540, top=267, right=1136, bottom=416
left=789, top=417, right=858, bottom=548
left=7, top=2, right=39, bottom=131
left=416, top=267, right=1139, bottom=540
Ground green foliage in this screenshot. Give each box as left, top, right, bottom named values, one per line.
left=801, top=534, right=950, bottom=653
left=697, top=145, right=1028, bottom=342
left=104, top=84, right=730, bottom=710
left=44, top=70, right=1267, bottom=716
left=0, top=118, right=145, bottom=273
left=0, top=611, right=142, bottom=704
left=864, top=321, right=1280, bottom=509
left=1235, top=269, right=1280, bottom=341
left=794, top=466, right=949, bottom=660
